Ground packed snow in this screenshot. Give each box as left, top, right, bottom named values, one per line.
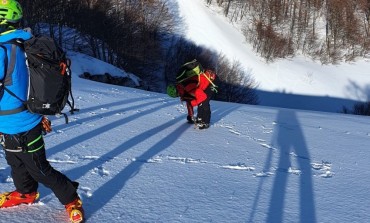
left=1, top=0, right=370, bottom=223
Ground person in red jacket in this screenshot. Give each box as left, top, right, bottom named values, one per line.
left=172, top=59, right=217, bottom=129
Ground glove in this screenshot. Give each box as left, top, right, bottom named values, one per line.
left=211, top=86, right=218, bottom=93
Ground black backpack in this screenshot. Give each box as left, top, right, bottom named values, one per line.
left=0, top=35, right=78, bottom=123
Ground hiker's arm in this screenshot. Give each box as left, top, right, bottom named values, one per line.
left=190, top=88, right=207, bottom=107
left=186, top=101, right=194, bottom=117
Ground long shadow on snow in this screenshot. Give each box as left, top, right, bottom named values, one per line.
left=36, top=100, right=178, bottom=199
left=51, top=95, right=153, bottom=130
left=211, top=103, right=242, bottom=123
left=50, top=98, right=162, bottom=140
left=0, top=98, right=164, bottom=187
left=46, top=99, right=171, bottom=157
left=53, top=101, right=235, bottom=218
left=67, top=116, right=186, bottom=218
left=248, top=109, right=317, bottom=222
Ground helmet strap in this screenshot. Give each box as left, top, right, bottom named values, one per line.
left=0, top=19, right=17, bottom=35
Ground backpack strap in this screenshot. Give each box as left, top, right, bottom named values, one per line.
left=0, top=44, right=27, bottom=116
left=0, top=105, right=26, bottom=115
left=201, top=72, right=217, bottom=88
left=65, top=58, right=79, bottom=115
left=57, top=58, right=79, bottom=124
left=6, top=44, right=17, bottom=79
left=202, top=71, right=218, bottom=93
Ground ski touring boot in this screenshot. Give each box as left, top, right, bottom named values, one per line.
left=65, top=197, right=84, bottom=223
left=187, top=115, right=196, bottom=124
left=0, top=191, right=39, bottom=208
left=197, top=122, right=210, bottom=130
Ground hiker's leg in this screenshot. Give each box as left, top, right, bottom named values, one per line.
left=21, top=147, right=79, bottom=205
left=4, top=151, right=38, bottom=194
left=17, top=125, right=78, bottom=205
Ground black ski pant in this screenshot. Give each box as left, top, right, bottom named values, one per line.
left=197, top=86, right=214, bottom=124
left=3, top=124, right=78, bottom=205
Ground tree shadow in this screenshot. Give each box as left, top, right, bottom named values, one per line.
left=47, top=99, right=174, bottom=157
left=74, top=116, right=187, bottom=218
left=211, top=103, right=242, bottom=123
left=0, top=98, right=176, bottom=199
left=345, top=80, right=370, bottom=102
left=256, top=89, right=361, bottom=113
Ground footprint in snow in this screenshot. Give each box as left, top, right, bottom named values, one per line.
left=259, top=143, right=276, bottom=150
left=79, top=186, right=93, bottom=198
left=229, top=129, right=241, bottom=135
left=91, top=166, right=109, bottom=177
left=167, top=156, right=204, bottom=164
left=221, top=163, right=255, bottom=171
left=253, top=172, right=274, bottom=177
left=48, top=158, right=77, bottom=164
left=311, top=161, right=334, bottom=178
left=261, top=124, right=273, bottom=134
left=3, top=175, right=13, bottom=183
left=82, top=155, right=100, bottom=160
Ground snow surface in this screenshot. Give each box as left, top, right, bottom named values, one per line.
left=1, top=1, right=370, bottom=223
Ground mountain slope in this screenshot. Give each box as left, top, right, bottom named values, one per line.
left=176, top=0, right=370, bottom=113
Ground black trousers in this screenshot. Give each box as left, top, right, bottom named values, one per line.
left=197, top=86, right=214, bottom=124
left=3, top=124, right=78, bottom=205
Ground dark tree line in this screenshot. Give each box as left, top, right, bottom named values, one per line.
left=18, top=0, right=174, bottom=92
left=17, top=0, right=259, bottom=105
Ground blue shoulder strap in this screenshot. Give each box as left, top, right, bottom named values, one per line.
left=0, top=45, right=9, bottom=99
left=0, top=43, right=27, bottom=115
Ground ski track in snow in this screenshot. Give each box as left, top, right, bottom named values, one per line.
left=194, top=119, right=335, bottom=179
left=118, top=154, right=333, bottom=179
left=59, top=99, right=336, bottom=181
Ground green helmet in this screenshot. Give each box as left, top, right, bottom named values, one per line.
left=167, top=84, right=178, bottom=98
left=0, top=0, right=23, bottom=23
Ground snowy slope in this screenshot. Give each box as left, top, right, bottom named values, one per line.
left=177, top=0, right=370, bottom=113
left=1, top=52, right=370, bottom=223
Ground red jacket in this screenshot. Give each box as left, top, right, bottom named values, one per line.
left=176, top=70, right=216, bottom=107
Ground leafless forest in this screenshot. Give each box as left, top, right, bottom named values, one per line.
left=207, top=0, right=370, bottom=63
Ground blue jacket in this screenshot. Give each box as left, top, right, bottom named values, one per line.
left=0, top=29, right=42, bottom=134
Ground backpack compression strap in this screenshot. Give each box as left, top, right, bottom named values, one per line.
left=202, top=72, right=217, bottom=88
left=0, top=44, right=27, bottom=116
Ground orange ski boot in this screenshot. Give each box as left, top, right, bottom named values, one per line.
left=65, top=197, right=84, bottom=223
left=0, top=191, right=39, bottom=208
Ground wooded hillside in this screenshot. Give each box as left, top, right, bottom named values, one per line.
left=208, top=0, right=370, bottom=63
